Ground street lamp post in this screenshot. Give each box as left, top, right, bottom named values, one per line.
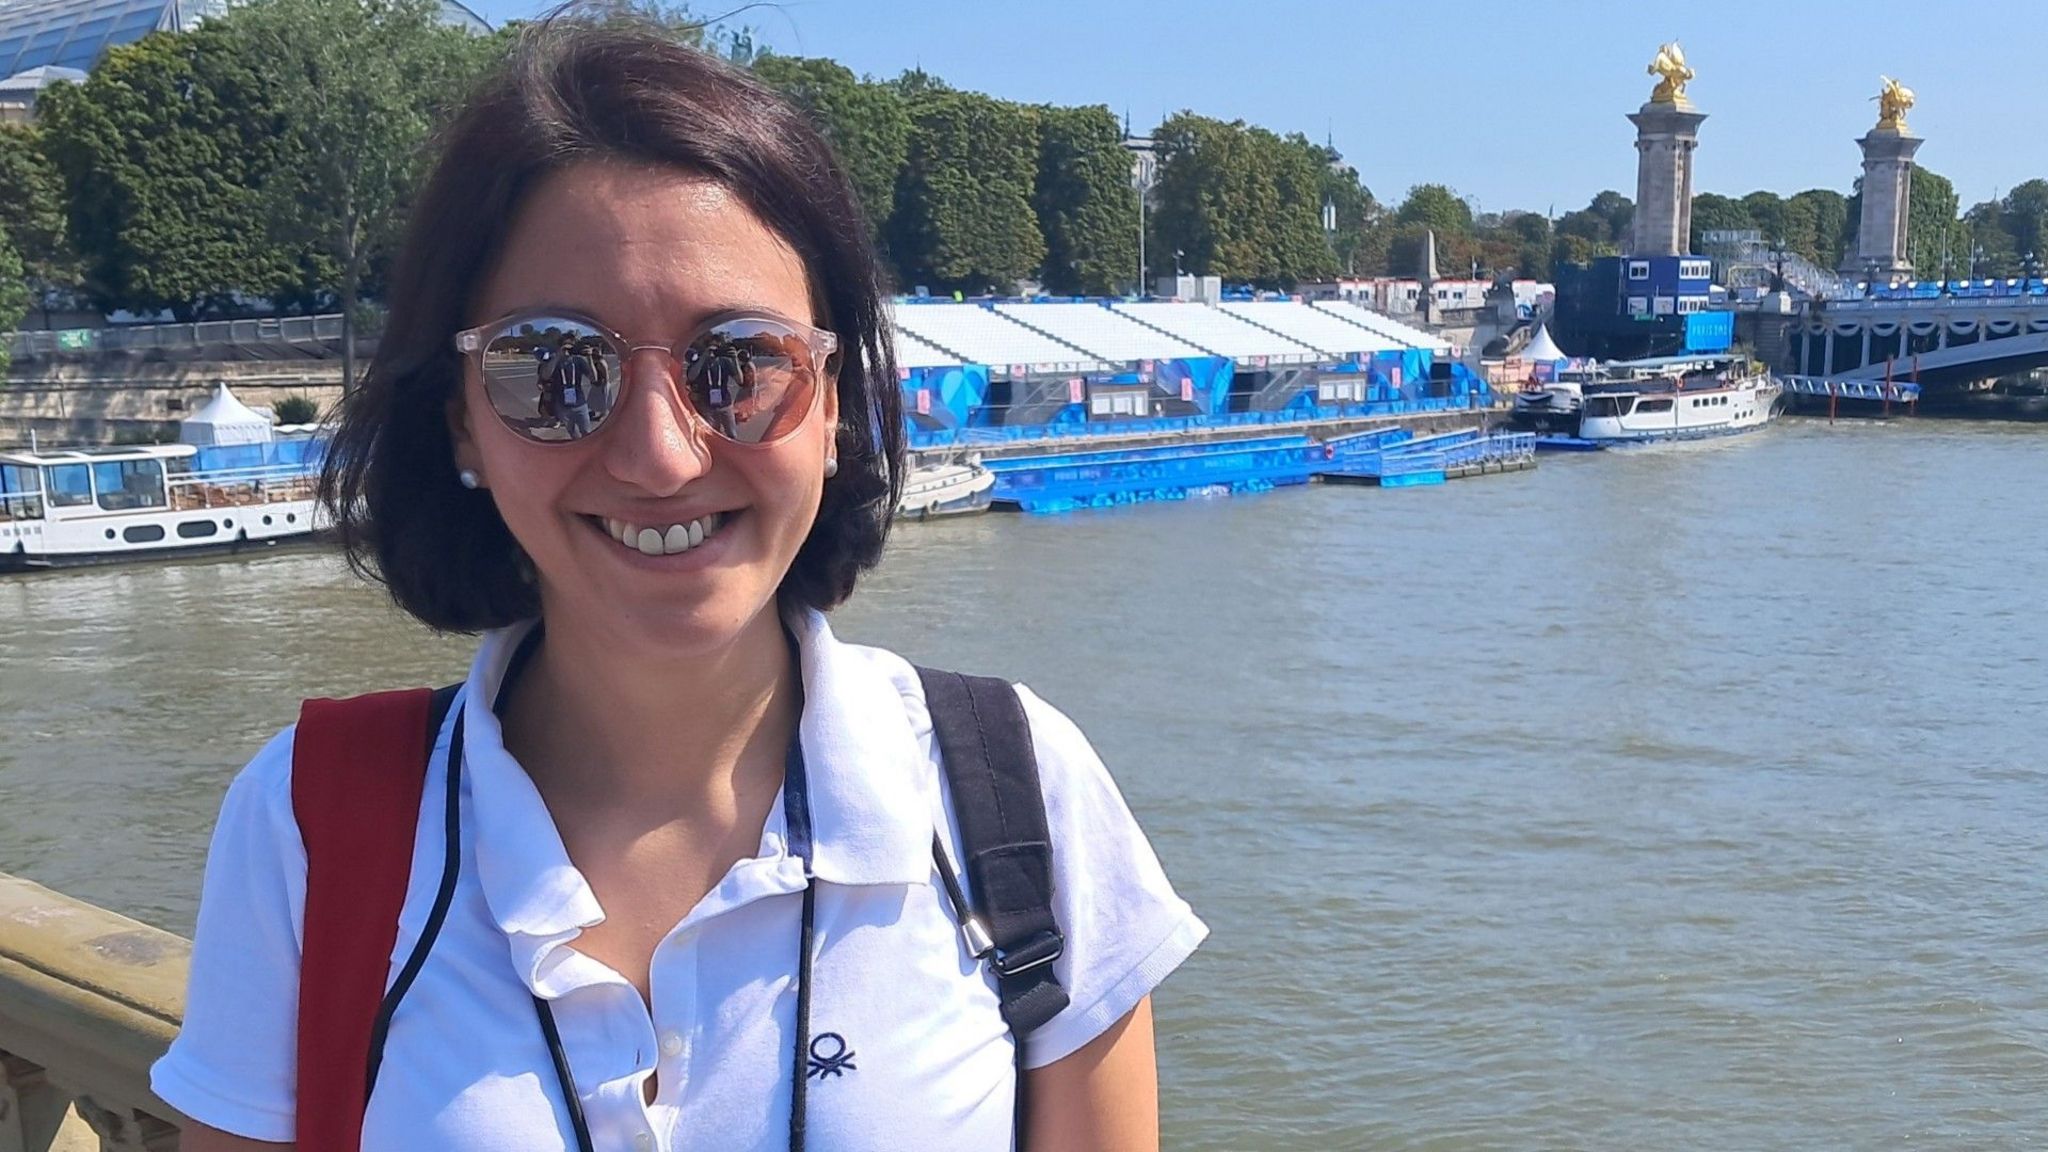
left=1123, top=131, right=1156, bottom=298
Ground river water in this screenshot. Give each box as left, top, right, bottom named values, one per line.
left=5, top=419, right=2046, bottom=1149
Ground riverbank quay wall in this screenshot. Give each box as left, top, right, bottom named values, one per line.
left=1, top=363, right=345, bottom=448
left=0, top=871, right=184, bottom=1149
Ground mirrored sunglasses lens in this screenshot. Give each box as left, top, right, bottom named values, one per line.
left=680, top=318, right=819, bottom=445
left=479, top=316, right=621, bottom=443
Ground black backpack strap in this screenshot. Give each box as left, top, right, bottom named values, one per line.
left=364, top=681, right=464, bottom=1098
left=915, top=667, right=1070, bottom=1041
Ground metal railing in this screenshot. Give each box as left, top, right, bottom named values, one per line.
left=164, top=464, right=318, bottom=511
left=0, top=871, right=187, bottom=1150
left=906, top=396, right=1497, bottom=452
left=1780, top=375, right=1922, bottom=401
left=8, top=314, right=377, bottom=364
left=1817, top=293, right=2048, bottom=312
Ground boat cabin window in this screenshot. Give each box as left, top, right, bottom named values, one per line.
left=1635, top=398, right=1674, bottom=414
left=0, top=464, right=43, bottom=520
left=43, top=463, right=94, bottom=508
left=1585, top=397, right=1626, bottom=417
left=92, top=458, right=168, bottom=512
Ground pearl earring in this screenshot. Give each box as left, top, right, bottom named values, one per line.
left=823, top=458, right=839, bottom=479
left=458, top=469, right=481, bottom=490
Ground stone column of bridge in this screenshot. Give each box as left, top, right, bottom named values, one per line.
left=1627, top=101, right=1709, bottom=257
left=1840, top=125, right=1922, bottom=277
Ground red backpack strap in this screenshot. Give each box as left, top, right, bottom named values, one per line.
left=291, top=688, right=440, bottom=1152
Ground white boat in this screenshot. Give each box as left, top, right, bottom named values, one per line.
left=1577, top=359, right=1782, bottom=445
left=897, top=460, right=995, bottom=520
left=1507, top=326, right=1583, bottom=432
left=0, top=443, right=325, bottom=570
left=1508, top=366, right=1594, bottom=433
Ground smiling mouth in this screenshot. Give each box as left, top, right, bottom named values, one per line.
left=591, top=510, right=735, bottom=557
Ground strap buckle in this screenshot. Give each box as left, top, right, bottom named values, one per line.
left=990, top=929, right=1064, bottom=977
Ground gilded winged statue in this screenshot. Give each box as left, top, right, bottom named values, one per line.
left=1647, top=41, right=1694, bottom=105
left=1876, top=76, right=1915, bottom=132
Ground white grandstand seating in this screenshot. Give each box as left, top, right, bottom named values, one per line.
left=991, top=302, right=1208, bottom=361
left=1218, top=301, right=1405, bottom=356
left=1310, top=300, right=1452, bottom=353
left=893, top=326, right=960, bottom=369
left=1110, top=301, right=1320, bottom=363
left=890, top=303, right=1105, bottom=370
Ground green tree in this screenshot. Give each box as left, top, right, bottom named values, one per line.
left=751, top=55, right=909, bottom=246
left=1555, top=190, right=1631, bottom=250
left=1394, top=183, right=1472, bottom=235
left=1906, top=166, right=1963, bottom=279
left=1264, top=132, right=1339, bottom=285
left=1316, top=146, right=1379, bottom=276
left=2000, top=179, right=2048, bottom=264
left=36, top=24, right=309, bottom=318
left=1689, top=192, right=1753, bottom=252
left=1549, top=233, right=1609, bottom=272
left=1504, top=211, right=1552, bottom=279
left=1964, top=199, right=2018, bottom=276
left=0, top=126, right=81, bottom=326
left=1146, top=113, right=1333, bottom=288
left=0, top=228, right=27, bottom=369
left=887, top=66, right=952, bottom=101
left=1032, top=104, right=1138, bottom=295
left=224, top=0, right=495, bottom=389
left=1740, top=190, right=1787, bottom=246
left=1781, top=188, right=1850, bottom=269
left=888, top=91, right=1044, bottom=294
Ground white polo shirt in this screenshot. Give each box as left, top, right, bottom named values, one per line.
left=151, top=609, right=1206, bottom=1150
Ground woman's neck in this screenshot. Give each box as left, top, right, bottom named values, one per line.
left=498, top=604, right=800, bottom=811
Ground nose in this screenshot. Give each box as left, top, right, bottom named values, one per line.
left=599, top=348, right=713, bottom=496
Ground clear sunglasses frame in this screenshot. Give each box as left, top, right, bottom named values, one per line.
left=453, top=307, right=842, bottom=447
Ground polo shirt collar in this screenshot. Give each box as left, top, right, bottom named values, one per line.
left=460, top=608, right=936, bottom=956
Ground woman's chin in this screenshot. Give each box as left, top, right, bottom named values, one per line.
left=539, top=573, right=777, bottom=660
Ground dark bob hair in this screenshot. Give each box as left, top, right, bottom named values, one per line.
left=321, top=16, right=904, bottom=633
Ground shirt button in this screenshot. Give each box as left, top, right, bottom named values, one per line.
left=660, top=1031, right=683, bottom=1057
left=634, top=1134, right=653, bottom=1152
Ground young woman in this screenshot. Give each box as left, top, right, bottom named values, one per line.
left=152, top=17, right=1204, bottom=1152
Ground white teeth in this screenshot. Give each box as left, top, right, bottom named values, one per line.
left=600, top=512, right=732, bottom=556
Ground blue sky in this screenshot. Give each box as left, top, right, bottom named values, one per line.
left=462, top=0, right=2045, bottom=216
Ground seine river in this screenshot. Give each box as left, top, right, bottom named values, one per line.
left=4, top=418, right=2046, bottom=1149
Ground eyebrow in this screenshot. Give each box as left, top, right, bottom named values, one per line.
left=487, top=302, right=812, bottom=336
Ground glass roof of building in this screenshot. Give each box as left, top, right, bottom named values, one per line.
left=0, top=0, right=224, bottom=77
left=0, top=0, right=486, bottom=80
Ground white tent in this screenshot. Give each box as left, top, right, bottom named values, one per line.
left=1523, top=324, right=1566, bottom=364
left=179, top=383, right=274, bottom=446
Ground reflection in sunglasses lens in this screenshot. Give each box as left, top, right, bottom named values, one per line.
left=482, top=316, right=619, bottom=443
left=481, top=315, right=816, bottom=445
left=682, top=319, right=813, bottom=446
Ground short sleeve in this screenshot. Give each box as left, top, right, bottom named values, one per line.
left=149, top=726, right=306, bottom=1142
left=1010, top=686, right=1207, bottom=1068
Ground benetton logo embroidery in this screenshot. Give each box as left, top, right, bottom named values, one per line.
left=807, top=1033, right=856, bottom=1080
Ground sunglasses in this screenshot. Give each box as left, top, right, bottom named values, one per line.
left=454, top=308, right=841, bottom=446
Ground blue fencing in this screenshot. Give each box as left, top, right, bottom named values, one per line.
left=192, top=436, right=325, bottom=475
left=986, top=436, right=1320, bottom=514
left=905, top=396, right=1487, bottom=452
left=1317, top=430, right=1534, bottom=488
